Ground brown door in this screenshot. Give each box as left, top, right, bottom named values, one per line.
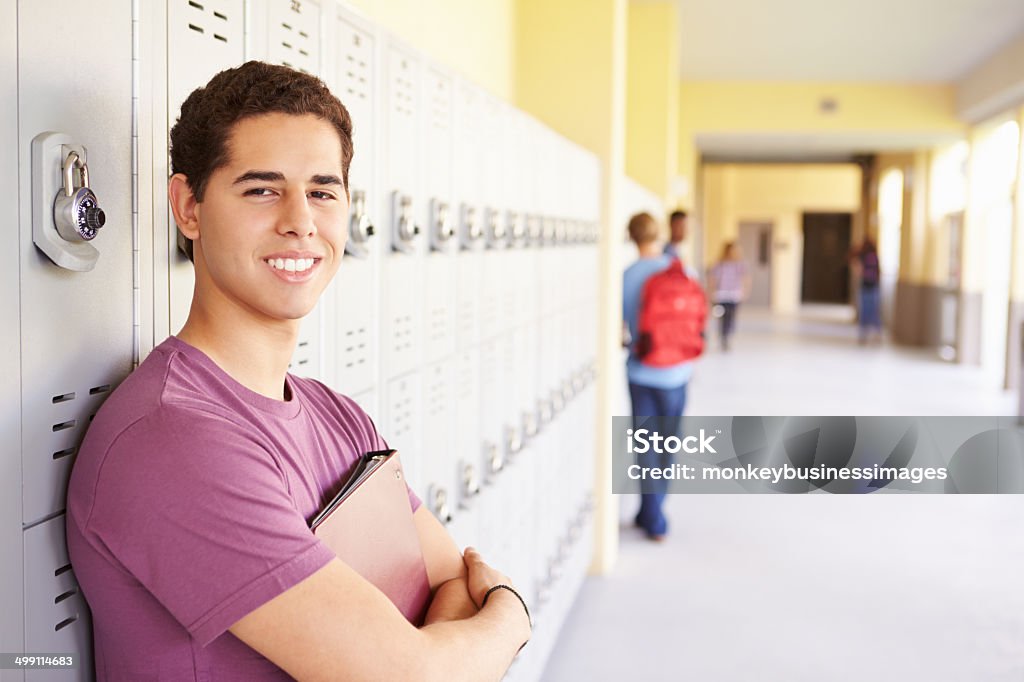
left=801, top=212, right=852, bottom=304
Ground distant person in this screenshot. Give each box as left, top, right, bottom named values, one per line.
left=850, top=237, right=882, bottom=344
left=663, top=210, right=687, bottom=259
left=707, top=241, right=750, bottom=351
left=623, top=212, right=705, bottom=542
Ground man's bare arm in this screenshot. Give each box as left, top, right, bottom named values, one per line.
left=230, top=553, right=529, bottom=682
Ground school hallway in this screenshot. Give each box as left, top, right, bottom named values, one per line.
left=541, top=305, right=1024, bottom=682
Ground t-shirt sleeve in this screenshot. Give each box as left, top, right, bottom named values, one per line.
left=85, top=408, right=336, bottom=646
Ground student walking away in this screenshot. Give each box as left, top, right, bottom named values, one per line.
left=663, top=210, right=687, bottom=259
left=623, top=212, right=706, bottom=542
left=65, top=61, right=529, bottom=681
left=708, top=241, right=750, bottom=351
left=850, top=237, right=882, bottom=344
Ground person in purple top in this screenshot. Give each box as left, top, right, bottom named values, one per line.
left=708, top=241, right=750, bottom=351
left=65, top=61, right=530, bottom=681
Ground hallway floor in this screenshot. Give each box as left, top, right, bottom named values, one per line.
left=541, top=306, right=1024, bottom=682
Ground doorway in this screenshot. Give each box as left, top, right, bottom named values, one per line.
left=738, top=222, right=773, bottom=307
left=801, top=212, right=852, bottom=304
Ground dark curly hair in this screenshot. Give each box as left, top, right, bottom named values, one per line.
left=170, top=61, right=353, bottom=261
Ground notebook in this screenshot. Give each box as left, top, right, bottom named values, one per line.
left=310, top=449, right=430, bottom=625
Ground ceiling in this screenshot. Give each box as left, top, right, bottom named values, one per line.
left=675, top=0, right=1024, bottom=82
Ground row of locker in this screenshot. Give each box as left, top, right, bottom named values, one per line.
left=7, top=1, right=603, bottom=680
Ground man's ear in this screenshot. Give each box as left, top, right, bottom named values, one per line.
left=168, top=174, right=201, bottom=241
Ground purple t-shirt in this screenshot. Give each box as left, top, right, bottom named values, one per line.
left=66, top=336, right=421, bottom=680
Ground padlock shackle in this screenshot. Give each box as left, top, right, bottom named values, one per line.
left=62, top=151, right=88, bottom=197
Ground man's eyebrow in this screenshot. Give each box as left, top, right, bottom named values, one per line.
left=233, top=170, right=285, bottom=184
left=310, top=174, right=343, bottom=186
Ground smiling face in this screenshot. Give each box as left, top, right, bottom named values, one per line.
left=174, top=113, right=349, bottom=327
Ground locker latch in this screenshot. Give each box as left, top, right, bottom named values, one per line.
left=430, top=486, right=452, bottom=525
left=429, top=198, right=454, bottom=251
left=527, top=215, right=543, bottom=245
left=460, top=462, right=480, bottom=507
left=391, top=191, right=419, bottom=254
left=485, top=440, right=503, bottom=479
left=31, top=132, right=106, bottom=271
left=459, top=203, right=482, bottom=249
left=484, top=207, right=506, bottom=248
left=345, top=189, right=374, bottom=259
left=505, top=423, right=522, bottom=457
left=506, top=210, right=525, bottom=246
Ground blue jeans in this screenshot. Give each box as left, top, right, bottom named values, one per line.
left=628, top=382, right=688, bottom=537
left=859, top=284, right=881, bottom=332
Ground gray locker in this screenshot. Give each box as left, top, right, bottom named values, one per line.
left=23, top=517, right=93, bottom=681
left=15, top=2, right=135, bottom=678
left=421, top=360, right=455, bottom=526
left=0, top=0, right=20, bottom=668
left=380, top=43, right=422, bottom=379
left=329, top=13, right=380, bottom=395
left=384, top=372, right=422, bottom=496
left=421, top=67, right=456, bottom=365
left=264, top=0, right=322, bottom=75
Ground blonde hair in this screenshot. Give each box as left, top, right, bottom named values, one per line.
left=627, top=212, right=659, bottom=245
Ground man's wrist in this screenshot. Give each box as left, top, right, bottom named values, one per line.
left=481, top=584, right=532, bottom=649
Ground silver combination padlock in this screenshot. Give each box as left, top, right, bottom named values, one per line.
left=55, top=151, right=105, bottom=243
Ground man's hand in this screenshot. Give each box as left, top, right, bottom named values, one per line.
left=423, top=577, right=478, bottom=625
left=463, top=548, right=531, bottom=648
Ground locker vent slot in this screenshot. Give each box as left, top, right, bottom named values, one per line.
left=188, top=23, right=204, bottom=34
left=52, top=420, right=76, bottom=433
left=55, top=616, right=78, bottom=632
left=53, top=447, right=76, bottom=461
left=55, top=589, right=78, bottom=605
left=188, top=0, right=204, bottom=9
left=213, top=10, right=227, bottom=19
left=55, top=564, right=73, bottom=577
left=52, top=392, right=76, bottom=404
left=89, top=385, right=111, bottom=395
left=214, top=33, right=227, bottom=42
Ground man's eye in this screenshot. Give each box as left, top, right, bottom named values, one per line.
left=244, top=188, right=274, bottom=197
left=310, top=191, right=336, bottom=200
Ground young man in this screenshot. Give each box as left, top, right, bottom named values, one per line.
left=66, top=61, right=529, bottom=681
left=662, top=209, right=687, bottom=259
left=623, top=212, right=700, bottom=541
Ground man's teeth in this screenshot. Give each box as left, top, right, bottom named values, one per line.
left=266, top=258, right=316, bottom=272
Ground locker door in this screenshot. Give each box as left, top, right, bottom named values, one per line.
left=451, top=347, right=481, bottom=522
left=452, top=81, right=484, bottom=352
left=166, top=0, right=245, bottom=339
left=330, top=14, right=379, bottom=395
left=17, top=2, right=134, bottom=677
left=421, top=360, right=454, bottom=526
left=380, top=44, right=422, bottom=379
left=24, top=517, right=94, bottom=680
left=384, top=372, right=422, bottom=497
left=421, top=67, right=456, bottom=365
left=264, top=0, right=322, bottom=75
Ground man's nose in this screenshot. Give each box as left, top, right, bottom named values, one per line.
left=277, top=191, right=317, bottom=238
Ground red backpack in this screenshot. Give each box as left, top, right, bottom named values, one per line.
left=634, top=259, right=707, bottom=366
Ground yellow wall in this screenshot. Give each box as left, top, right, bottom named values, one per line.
left=681, top=82, right=963, bottom=132
left=702, top=164, right=862, bottom=313
left=343, top=0, right=516, bottom=101
left=1015, top=106, right=1024, bottom=300
left=625, top=2, right=679, bottom=202
left=680, top=82, right=964, bottom=212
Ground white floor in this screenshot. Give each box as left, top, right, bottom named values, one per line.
left=541, top=306, right=1024, bottom=682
